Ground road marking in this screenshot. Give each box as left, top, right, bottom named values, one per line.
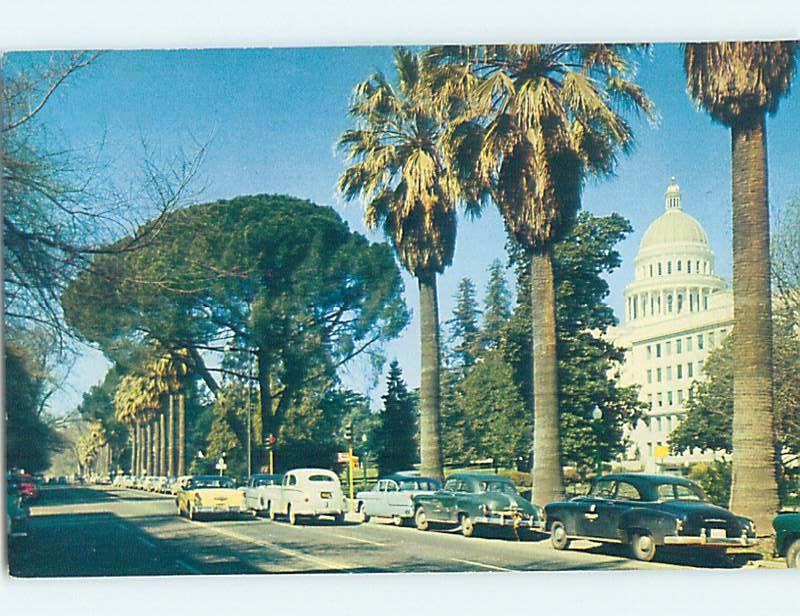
left=449, top=558, right=513, bottom=572
left=180, top=518, right=356, bottom=572
left=329, top=532, right=385, bottom=547
left=175, top=559, right=203, bottom=574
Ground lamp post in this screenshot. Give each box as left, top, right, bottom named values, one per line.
left=361, top=433, right=368, bottom=489
left=592, top=406, right=603, bottom=477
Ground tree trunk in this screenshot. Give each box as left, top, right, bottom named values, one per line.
left=257, top=351, right=272, bottom=470
left=729, top=115, right=779, bottom=533
left=131, top=423, right=138, bottom=475
left=167, top=394, right=175, bottom=477
left=155, top=416, right=162, bottom=475
left=139, top=422, right=145, bottom=476
left=159, top=411, right=166, bottom=476
left=145, top=422, right=152, bottom=475
left=418, top=272, right=443, bottom=482
left=530, top=251, right=564, bottom=505
left=178, top=393, right=186, bottom=476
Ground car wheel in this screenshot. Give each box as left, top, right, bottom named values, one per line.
left=630, top=532, right=656, bottom=562
left=333, top=512, right=345, bottom=524
left=787, top=539, right=800, bottom=569
left=288, top=505, right=299, bottom=526
left=461, top=514, right=475, bottom=538
left=414, top=506, right=429, bottom=531
left=188, top=504, right=195, bottom=521
left=268, top=504, right=277, bottom=521
left=550, top=521, right=570, bottom=550
left=358, top=503, right=370, bottom=523
left=392, top=515, right=404, bottom=527
left=257, top=498, right=266, bottom=516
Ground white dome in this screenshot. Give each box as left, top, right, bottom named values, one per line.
left=639, top=179, right=709, bottom=250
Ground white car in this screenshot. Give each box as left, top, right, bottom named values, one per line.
left=265, top=468, right=345, bottom=525
left=242, top=473, right=283, bottom=516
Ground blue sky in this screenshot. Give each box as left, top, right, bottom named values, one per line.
left=8, top=44, right=800, bottom=414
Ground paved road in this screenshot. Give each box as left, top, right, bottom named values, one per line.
left=8, top=486, right=760, bottom=577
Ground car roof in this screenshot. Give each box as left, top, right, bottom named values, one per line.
left=287, top=468, right=337, bottom=477
left=598, top=473, right=695, bottom=486
left=192, top=475, right=233, bottom=480
left=252, top=473, right=282, bottom=478
left=381, top=474, right=439, bottom=483
left=447, top=473, right=513, bottom=482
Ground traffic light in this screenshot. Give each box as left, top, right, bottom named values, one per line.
left=265, top=433, right=276, bottom=449
left=343, top=422, right=353, bottom=441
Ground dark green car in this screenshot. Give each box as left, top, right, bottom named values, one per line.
left=773, top=511, right=800, bottom=568
left=412, top=473, right=543, bottom=537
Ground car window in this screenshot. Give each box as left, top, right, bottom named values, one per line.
left=459, top=480, right=476, bottom=493
left=656, top=482, right=705, bottom=501
left=308, top=474, right=334, bottom=482
left=385, top=481, right=398, bottom=492
left=487, top=481, right=517, bottom=495
left=616, top=481, right=642, bottom=501
left=288, top=475, right=297, bottom=486
left=444, top=479, right=460, bottom=491
left=592, top=479, right=616, bottom=498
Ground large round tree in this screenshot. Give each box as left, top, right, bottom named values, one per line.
left=339, top=49, right=478, bottom=481
left=684, top=41, right=797, bottom=532
left=427, top=44, right=652, bottom=504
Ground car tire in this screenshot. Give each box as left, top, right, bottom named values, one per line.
left=269, top=504, right=277, bottom=521
left=188, top=504, right=195, bottom=521
left=461, top=514, right=475, bottom=538
left=550, top=520, right=570, bottom=550
left=358, top=504, right=370, bottom=523
left=630, top=532, right=656, bottom=562
left=333, top=513, right=345, bottom=524
left=288, top=505, right=299, bottom=526
left=392, top=515, right=404, bottom=527
left=257, top=498, right=266, bottom=517
left=787, top=539, right=800, bottom=569
left=414, top=506, right=429, bottom=531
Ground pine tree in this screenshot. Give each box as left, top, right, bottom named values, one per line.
left=482, top=259, right=511, bottom=351
left=446, top=278, right=481, bottom=371
left=377, top=361, right=417, bottom=475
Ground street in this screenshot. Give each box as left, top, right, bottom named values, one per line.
left=7, top=486, right=764, bottom=577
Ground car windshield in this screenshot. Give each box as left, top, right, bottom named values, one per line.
left=656, top=482, right=706, bottom=501
left=483, top=481, right=517, bottom=495
left=189, top=477, right=234, bottom=489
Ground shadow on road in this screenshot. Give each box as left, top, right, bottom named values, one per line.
left=579, top=540, right=761, bottom=569
left=34, top=485, right=173, bottom=507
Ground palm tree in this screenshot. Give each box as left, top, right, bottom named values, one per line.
left=114, top=375, right=140, bottom=474
left=684, top=42, right=797, bottom=530
left=152, top=349, right=192, bottom=476
left=338, top=49, right=478, bottom=481
left=427, top=44, right=653, bottom=504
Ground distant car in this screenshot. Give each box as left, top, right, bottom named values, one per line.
left=773, top=511, right=800, bottom=568
left=412, top=473, right=543, bottom=537
left=6, top=479, right=30, bottom=540
left=242, top=473, right=283, bottom=516
left=171, top=475, right=193, bottom=496
left=265, top=468, right=345, bottom=525
left=153, top=476, right=170, bottom=493
left=176, top=475, right=245, bottom=520
left=16, top=473, right=39, bottom=502
left=356, top=474, right=441, bottom=525
left=544, top=473, right=758, bottom=562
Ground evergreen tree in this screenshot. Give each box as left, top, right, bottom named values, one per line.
left=481, top=259, right=511, bottom=351
left=446, top=278, right=481, bottom=371
left=377, top=361, right=417, bottom=474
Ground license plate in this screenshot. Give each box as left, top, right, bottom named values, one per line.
left=320, top=492, right=331, bottom=499
left=710, top=528, right=726, bottom=539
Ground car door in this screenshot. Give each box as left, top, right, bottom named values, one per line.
left=574, top=478, right=617, bottom=538
left=385, top=480, right=406, bottom=515
left=428, top=478, right=459, bottom=522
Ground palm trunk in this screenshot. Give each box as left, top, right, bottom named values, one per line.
left=729, top=115, right=778, bottom=533
left=131, top=423, right=138, bottom=475
left=145, top=422, right=152, bottom=475
left=178, top=393, right=186, bottom=476
left=167, top=394, right=175, bottom=477
left=138, top=422, right=145, bottom=476
left=159, top=411, right=166, bottom=476
left=154, top=417, right=162, bottom=475
left=530, top=251, right=564, bottom=505
left=418, top=272, right=443, bottom=482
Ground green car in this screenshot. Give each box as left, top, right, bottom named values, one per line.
left=412, top=473, right=543, bottom=538
left=773, top=511, right=800, bottom=568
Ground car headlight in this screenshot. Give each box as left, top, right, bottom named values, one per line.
left=194, top=494, right=202, bottom=506
left=675, top=518, right=684, bottom=532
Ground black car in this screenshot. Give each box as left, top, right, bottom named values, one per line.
left=544, top=473, right=757, bottom=562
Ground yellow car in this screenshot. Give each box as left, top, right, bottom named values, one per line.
left=176, top=475, right=245, bottom=520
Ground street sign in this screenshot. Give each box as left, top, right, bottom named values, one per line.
left=337, top=452, right=350, bottom=463
left=654, top=445, right=669, bottom=459
left=216, top=457, right=228, bottom=471
left=350, top=455, right=359, bottom=465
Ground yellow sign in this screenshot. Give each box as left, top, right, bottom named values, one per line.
left=350, top=455, right=359, bottom=465
left=654, top=445, right=669, bottom=459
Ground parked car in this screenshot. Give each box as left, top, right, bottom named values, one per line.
left=264, top=468, right=345, bottom=525
left=16, top=473, right=39, bottom=502
left=412, top=473, right=543, bottom=537
left=242, top=473, right=283, bottom=515
left=176, top=475, right=245, bottom=520
left=544, top=473, right=758, bottom=562
left=6, top=478, right=30, bottom=540
left=773, top=511, right=800, bottom=568
left=356, top=474, right=441, bottom=525
left=171, top=475, right=193, bottom=496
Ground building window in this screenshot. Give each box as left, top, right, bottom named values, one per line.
left=658, top=262, right=663, bottom=276
left=677, top=294, right=683, bottom=312
left=648, top=442, right=653, bottom=456
left=656, top=343, right=661, bottom=358
left=677, top=364, right=683, bottom=379
left=696, top=260, right=700, bottom=272
left=686, top=337, right=693, bottom=352
left=667, top=294, right=673, bottom=312
left=647, top=394, right=653, bottom=409
left=703, top=294, right=709, bottom=310
left=666, top=341, right=671, bottom=356
left=677, top=390, right=684, bottom=404
left=687, top=261, right=692, bottom=273
left=667, top=366, right=673, bottom=381
left=657, top=416, right=662, bottom=431
left=657, top=368, right=662, bottom=383
left=708, top=332, right=715, bottom=348
left=667, top=261, right=672, bottom=274
left=697, top=334, right=704, bottom=350
left=668, top=391, right=673, bottom=406
left=688, top=388, right=694, bottom=401
left=698, top=359, right=704, bottom=374
left=676, top=339, right=682, bottom=354
left=657, top=393, right=663, bottom=407
left=687, top=363, right=694, bottom=378
left=650, top=296, right=655, bottom=314
left=677, top=261, right=682, bottom=272
left=649, top=264, right=653, bottom=278
left=646, top=345, right=652, bottom=359
left=647, top=369, right=652, bottom=384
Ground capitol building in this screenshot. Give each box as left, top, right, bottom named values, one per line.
left=610, top=178, right=733, bottom=473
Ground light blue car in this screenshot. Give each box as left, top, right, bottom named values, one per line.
left=355, top=474, right=441, bottom=526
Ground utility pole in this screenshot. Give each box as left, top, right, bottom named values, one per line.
left=247, top=351, right=253, bottom=481
left=344, top=422, right=354, bottom=512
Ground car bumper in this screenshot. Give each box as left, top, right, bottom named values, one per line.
left=194, top=505, right=243, bottom=513
left=474, top=513, right=544, bottom=530
left=663, top=534, right=758, bottom=547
